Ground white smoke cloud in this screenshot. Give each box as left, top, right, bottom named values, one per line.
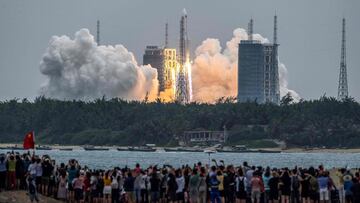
left=39, top=29, right=158, bottom=101
left=192, top=28, right=300, bottom=103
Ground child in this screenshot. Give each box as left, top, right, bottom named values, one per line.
left=27, top=176, right=39, bottom=203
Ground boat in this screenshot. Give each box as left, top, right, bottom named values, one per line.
left=128, top=146, right=156, bottom=152
left=164, top=147, right=203, bottom=152
left=217, top=149, right=258, bottom=153
left=258, top=149, right=282, bottom=153
left=217, top=145, right=259, bottom=153
left=36, top=145, right=52, bottom=150
left=83, top=146, right=109, bottom=151
left=203, top=148, right=217, bottom=154
left=59, top=148, right=73, bottom=151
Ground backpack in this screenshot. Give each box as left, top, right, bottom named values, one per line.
left=210, top=175, right=219, bottom=187
left=198, top=177, right=207, bottom=192
left=309, top=176, right=319, bottom=192
left=292, top=176, right=300, bottom=190
left=237, top=177, right=245, bottom=192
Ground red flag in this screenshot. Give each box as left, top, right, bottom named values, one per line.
left=23, top=131, right=35, bottom=149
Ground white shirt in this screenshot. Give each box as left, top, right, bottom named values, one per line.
left=176, top=176, right=185, bottom=193
left=28, top=163, right=37, bottom=176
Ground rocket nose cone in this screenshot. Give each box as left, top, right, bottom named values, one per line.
left=182, top=8, right=187, bottom=16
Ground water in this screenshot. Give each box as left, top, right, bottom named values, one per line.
left=1, top=149, right=360, bottom=169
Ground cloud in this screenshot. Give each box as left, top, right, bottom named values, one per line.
left=39, top=29, right=158, bottom=101
left=191, top=28, right=299, bottom=103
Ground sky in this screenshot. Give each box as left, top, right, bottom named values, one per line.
left=0, top=0, right=359, bottom=101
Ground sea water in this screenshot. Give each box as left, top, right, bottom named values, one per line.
left=1, top=149, right=359, bottom=169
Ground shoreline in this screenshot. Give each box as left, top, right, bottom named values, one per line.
left=1, top=143, right=359, bottom=153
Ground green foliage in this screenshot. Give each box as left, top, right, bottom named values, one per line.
left=0, top=96, right=359, bottom=147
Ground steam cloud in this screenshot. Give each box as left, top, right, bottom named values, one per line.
left=192, top=28, right=300, bottom=103
left=39, top=28, right=299, bottom=103
left=40, top=29, right=158, bottom=101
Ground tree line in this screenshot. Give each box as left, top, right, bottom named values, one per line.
left=0, top=95, right=359, bottom=148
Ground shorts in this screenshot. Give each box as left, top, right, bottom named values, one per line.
left=176, top=192, right=184, bottom=201
left=42, top=177, right=50, bottom=185
left=252, top=190, right=261, bottom=200
left=168, top=191, right=176, bottom=201
left=236, top=191, right=247, bottom=199
left=68, top=182, right=74, bottom=191
left=74, top=188, right=84, bottom=200
left=309, top=191, right=319, bottom=201
left=269, top=190, right=279, bottom=200
left=103, top=185, right=112, bottom=195
left=151, top=191, right=160, bottom=201
left=36, top=176, right=42, bottom=185
left=219, top=190, right=224, bottom=197
left=319, top=188, right=329, bottom=201
left=91, top=189, right=99, bottom=198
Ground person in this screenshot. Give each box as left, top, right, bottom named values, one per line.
left=90, top=171, right=99, bottom=203
left=103, top=171, right=112, bottom=203
left=175, top=169, right=185, bottom=203
left=209, top=171, right=221, bottom=203
left=134, top=171, right=142, bottom=203
left=167, top=172, right=178, bottom=203
left=35, top=158, right=42, bottom=192
left=41, top=158, right=53, bottom=195
left=189, top=168, right=200, bottom=203
left=351, top=177, right=360, bottom=203
left=279, top=169, right=291, bottom=203
left=160, top=169, right=168, bottom=203
left=235, top=168, right=247, bottom=203
left=27, top=176, right=39, bottom=203
left=290, top=168, right=300, bottom=203
left=0, top=154, right=7, bottom=191
left=7, top=154, right=16, bottom=190
left=15, top=155, right=24, bottom=190
left=111, top=173, right=120, bottom=203
left=262, top=167, right=271, bottom=203
left=299, top=170, right=310, bottom=203
left=216, top=169, right=225, bottom=203
left=268, top=171, right=280, bottom=203
left=83, top=171, right=92, bottom=203
left=57, top=172, right=68, bottom=201
left=97, top=171, right=105, bottom=200
left=245, top=166, right=255, bottom=199
left=318, top=171, right=330, bottom=203
left=198, top=167, right=207, bottom=203
left=67, top=161, right=78, bottom=202
left=138, top=170, right=147, bottom=203
left=124, top=171, right=135, bottom=203
left=250, top=171, right=263, bottom=203
left=150, top=170, right=161, bottom=203
left=73, top=172, right=84, bottom=203
left=225, top=165, right=236, bottom=203
left=308, top=167, right=319, bottom=203
left=343, top=172, right=353, bottom=203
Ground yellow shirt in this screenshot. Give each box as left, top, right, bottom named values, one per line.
left=8, top=160, right=16, bottom=172
left=104, top=177, right=111, bottom=186
left=217, top=175, right=224, bottom=191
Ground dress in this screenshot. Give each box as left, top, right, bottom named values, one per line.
left=57, top=176, right=67, bottom=199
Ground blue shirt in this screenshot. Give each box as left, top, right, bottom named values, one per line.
left=317, top=176, right=329, bottom=189
left=0, top=161, right=6, bottom=172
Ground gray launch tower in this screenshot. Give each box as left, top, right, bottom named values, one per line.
left=338, top=18, right=348, bottom=100
left=237, top=17, right=280, bottom=104
left=176, top=9, right=191, bottom=104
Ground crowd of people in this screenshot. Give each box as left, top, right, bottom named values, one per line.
left=0, top=151, right=360, bottom=203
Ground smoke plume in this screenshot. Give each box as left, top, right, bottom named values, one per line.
left=39, top=29, right=158, bottom=101
left=192, top=28, right=300, bottom=103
